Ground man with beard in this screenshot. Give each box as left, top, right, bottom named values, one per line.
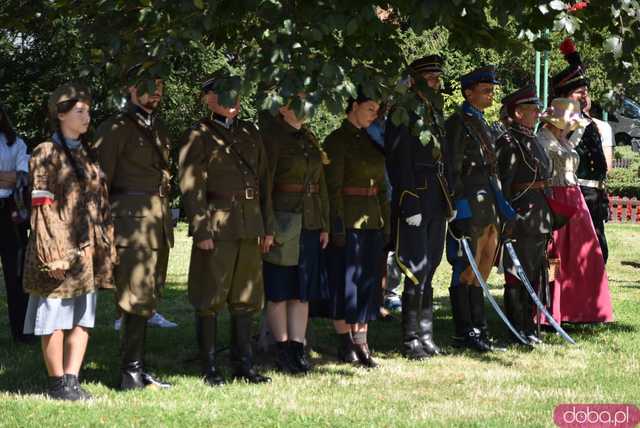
left=94, top=63, right=174, bottom=390
left=551, top=38, right=613, bottom=263
left=385, top=55, right=449, bottom=359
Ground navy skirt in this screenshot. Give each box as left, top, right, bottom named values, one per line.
left=263, top=229, right=329, bottom=302
left=312, top=229, right=384, bottom=324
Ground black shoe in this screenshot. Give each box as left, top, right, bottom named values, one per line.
left=232, top=357, right=272, bottom=384
left=353, top=342, right=378, bottom=368
left=461, top=328, right=492, bottom=353
left=336, top=333, right=358, bottom=364
left=418, top=287, right=442, bottom=356
left=64, top=374, right=91, bottom=400
left=47, top=376, right=79, bottom=401
left=289, top=341, right=311, bottom=374
left=120, top=361, right=171, bottom=390
left=274, top=341, right=300, bottom=374
left=230, top=313, right=271, bottom=384
left=196, top=315, right=225, bottom=386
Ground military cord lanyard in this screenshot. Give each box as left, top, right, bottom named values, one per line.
left=202, top=118, right=260, bottom=188
left=123, top=112, right=170, bottom=171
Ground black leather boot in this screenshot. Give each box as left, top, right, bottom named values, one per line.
left=504, top=285, right=528, bottom=344
left=520, top=286, right=542, bottom=345
left=450, top=285, right=492, bottom=353
left=47, top=376, right=78, bottom=401
left=469, top=285, right=504, bottom=351
left=401, top=289, right=429, bottom=360
left=64, top=374, right=91, bottom=400
left=418, top=287, right=442, bottom=356
left=288, top=340, right=311, bottom=374
left=196, top=314, right=225, bottom=386
left=120, top=313, right=171, bottom=390
left=336, top=332, right=358, bottom=363
left=352, top=331, right=377, bottom=368
left=274, top=341, right=300, bottom=374
left=230, top=313, right=271, bottom=383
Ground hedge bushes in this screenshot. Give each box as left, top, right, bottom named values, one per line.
left=608, top=146, right=640, bottom=198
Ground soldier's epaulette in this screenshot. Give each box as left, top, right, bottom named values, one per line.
left=495, top=129, right=513, bottom=146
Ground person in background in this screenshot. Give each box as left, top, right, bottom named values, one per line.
left=22, top=83, right=116, bottom=400
left=0, top=102, right=32, bottom=344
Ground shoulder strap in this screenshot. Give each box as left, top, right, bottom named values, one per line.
left=122, top=112, right=170, bottom=170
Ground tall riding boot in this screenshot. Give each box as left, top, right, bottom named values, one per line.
left=120, top=313, right=171, bottom=390
left=401, top=288, right=429, bottom=360
left=230, top=313, right=271, bottom=383
left=469, top=285, right=505, bottom=351
left=504, top=285, right=527, bottom=344
left=520, top=286, right=542, bottom=345
left=418, top=287, right=442, bottom=356
left=336, top=332, right=358, bottom=363
left=196, top=314, right=225, bottom=386
left=450, top=285, right=490, bottom=353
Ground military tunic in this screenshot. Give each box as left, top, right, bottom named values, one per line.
left=385, top=89, right=447, bottom=289
left=496, top=123, right=553, bottom=285
left=179, top=115, right=275, bottom=316
left=443, top=102, right=502, bottom=286
left=94, top=103, right=174, bottom=318
left=322, top=119, right=389, bottom=323
left=258, top=112, right=330, bottom=302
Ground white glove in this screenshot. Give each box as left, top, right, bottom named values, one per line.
left=447, top=209, right=457, bottom=223
left=405, top=214, right=422, bottom=227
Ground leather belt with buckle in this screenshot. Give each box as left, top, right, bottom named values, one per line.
left=274, top=183, right=320, bottom=194
left=577, top=179, right=606, bottom=190
left=207, top=188, right=258, bottom=201
left=342, top=186, right=379, bottom=197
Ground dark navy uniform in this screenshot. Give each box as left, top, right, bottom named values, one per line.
left=443, top=66, right=503, bottom=352
left=385, top=54, right=448, bottom=359
left=551, top=38, right=609, bottom=263
left=495, top=85, right=554, bottom=344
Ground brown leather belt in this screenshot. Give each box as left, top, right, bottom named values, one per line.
left=342, top=186, right=379, bottom=197
left=274, top=183, right=320, bottom=194
left=511, top=180, right=550, bottom=192
left=207, top=188, right=258, bottom=201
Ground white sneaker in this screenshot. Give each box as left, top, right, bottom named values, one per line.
left=114, top=317, right=122, bottom=331
left=147, top=312, right=178, bottom=328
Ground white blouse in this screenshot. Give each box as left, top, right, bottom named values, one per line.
left=0, top=132, right=29, bottom=199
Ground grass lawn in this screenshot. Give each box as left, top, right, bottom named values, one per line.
left=1, top=223, right=639, bottom=427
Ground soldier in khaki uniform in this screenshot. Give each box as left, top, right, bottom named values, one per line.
left=179, top=74, right=275, bottom=385
left=322, top=91, right=389, bottom=368
left=94, top=65, right=174, bottom=390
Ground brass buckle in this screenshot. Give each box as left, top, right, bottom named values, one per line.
left=245, top=187, right=255, bottom=200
